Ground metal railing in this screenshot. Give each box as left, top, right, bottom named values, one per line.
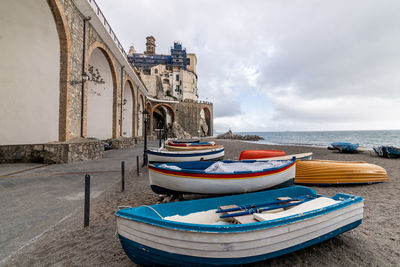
left=87, top=0, right=127, bottom=58
left=182, top=99, right=213, bottom=105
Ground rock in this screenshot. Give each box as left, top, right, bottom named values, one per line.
left=199, top=117, right=209, bottom=136
left=216, top=130, right=264, bottom=141
left=171, top=122, right=192, bottom=139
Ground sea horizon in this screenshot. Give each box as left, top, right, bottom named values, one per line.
left=215, top=129, right=400, bottom=149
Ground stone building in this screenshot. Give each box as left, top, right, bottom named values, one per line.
left=128, top=37, right=198, bottom=102
left=0, top=0, right=212, bottom=163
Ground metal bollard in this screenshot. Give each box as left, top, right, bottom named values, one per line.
left=84, top=174, right=90, bottom=227
left=121, top=161, right=125, bottom=192
left=136, top=156, right=140, bottom=176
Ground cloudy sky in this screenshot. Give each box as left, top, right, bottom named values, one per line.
left=96, top=0, right=400, bottom=132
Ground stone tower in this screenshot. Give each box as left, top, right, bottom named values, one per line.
left=144, top=36, right=155, bottom=54
left=128, top=45, right=136, bottom=54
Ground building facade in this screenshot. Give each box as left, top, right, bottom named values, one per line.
left=128, top=37, right=198, bottom=101
left=0, top=0, right=212, bottom=163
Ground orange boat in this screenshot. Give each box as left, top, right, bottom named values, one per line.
left=239, top=150, right=286, bottom=161
left=295, top=160, right=389, bottom=185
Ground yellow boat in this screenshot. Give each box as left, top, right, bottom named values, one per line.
left=295, top=160, right=389, bottom=185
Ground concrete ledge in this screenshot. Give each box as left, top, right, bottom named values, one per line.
left=0, top=139, right=104, bottom=164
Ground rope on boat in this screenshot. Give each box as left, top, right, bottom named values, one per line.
left=141, top=205, right=164, bottom=219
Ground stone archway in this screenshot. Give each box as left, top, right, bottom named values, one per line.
left=48, top=0, right=71, bottom=142
left=151, top=103, right=175, bottom=134
left=200, top=107, right=212, bottom=136
left=85, top=43, right=118, bottom=139
left=122, top=79, right=136, bottom=137
left=0, top=1, right=62, bottom=145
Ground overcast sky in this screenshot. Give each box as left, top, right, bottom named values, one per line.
left=96, top=0, right=400, bottom=132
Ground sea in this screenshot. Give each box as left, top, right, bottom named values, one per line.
left=229, top=130, right=400, bottom=149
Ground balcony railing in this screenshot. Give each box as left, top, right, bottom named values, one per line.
left=87, top=0, right=127, bottom=58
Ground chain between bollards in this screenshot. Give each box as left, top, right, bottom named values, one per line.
left=121, top=161, right=125, bottom=192
left=84, top=174, right=90, bottom=227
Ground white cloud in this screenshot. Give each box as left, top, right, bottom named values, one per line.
left=96, top=0, right=400, bottom=131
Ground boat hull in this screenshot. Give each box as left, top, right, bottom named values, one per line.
left=373, top=146, right=400, bottom=158
left=168, top=139, right=200, bottom=144
left=165, top=144, right=221, bottom=151
left=147, top=147, right=225, bottom=163
left=239, top=150, right=286, bottom=160
left=116, top=186, right=363, bottom=266
left=295, top=160, right=389, bottom=184
left=330, top=142, right=359, bottom=153
left=148, top=160, right=296, bottom=194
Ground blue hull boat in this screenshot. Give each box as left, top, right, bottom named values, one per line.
left=116, top=186, right=363, bottom=266
left=373, top=146, right=400, bottom=158
left=329, top=142, right=359, bottom=153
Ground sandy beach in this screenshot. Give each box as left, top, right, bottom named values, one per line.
left=4, top=139, right=400, bottom=266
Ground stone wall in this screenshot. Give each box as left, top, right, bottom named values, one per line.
left=60, top=0, right=134, bottom=140
left=174, top=100, right=213, bottom=137
left=0, top=140, right=104, bottom=164
left=110, top=137, right=136, bottom=149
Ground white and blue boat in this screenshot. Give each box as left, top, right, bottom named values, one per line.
left=115, top=186, right=363, bottom=266
left=328, top=142, right=359, bottom=153
left=147, top=146, right=225, bottom=163
left=149, top=159, right=296, bottom=195
left=373, top=146, right=400, bottom=158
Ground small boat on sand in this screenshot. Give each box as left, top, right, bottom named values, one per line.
left=295, top=160, right=389, bottom=185
left=165, top=143, right=221, bottom=151
left=373, top=146, right=400, bottom=158
left=115, top=186, right=364, bottom=266
left=148, top=159, right=296, bottom=194
left=328, top=142, right=359, bottom=153
left=168, top=139, right=200, bottom=144
left=239, top=150, right=286, bottom=161
left=147, top=146, right=225, bottom=163
left=167, top=141, right=215, bottom=147
left=242, top=152, right=313, bottom=161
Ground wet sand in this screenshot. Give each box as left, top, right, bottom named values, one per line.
left=5, top=139, right=400, bottom=266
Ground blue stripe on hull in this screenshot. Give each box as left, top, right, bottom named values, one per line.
left=118, top=219, right=362, bottom=266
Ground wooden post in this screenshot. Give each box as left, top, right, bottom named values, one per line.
left=84, top=174, right=90, bottom=227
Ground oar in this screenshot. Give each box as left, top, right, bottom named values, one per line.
left=219, top=198, right=313, bottom=218
left=216, top=195, right=312, bottom=214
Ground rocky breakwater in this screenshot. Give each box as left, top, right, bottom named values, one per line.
left=216, top=130, right=264, bottom=141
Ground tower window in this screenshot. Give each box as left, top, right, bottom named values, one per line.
left=187, top=58, right=191, bottom=65
left=154, top=69, right=158, bottom=74
left=176, top=74, right=179, bottom=81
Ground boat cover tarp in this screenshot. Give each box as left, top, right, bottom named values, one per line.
left=204, top=161, right=291, bottom=173
left=158, top=160, right=291, bottom=173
